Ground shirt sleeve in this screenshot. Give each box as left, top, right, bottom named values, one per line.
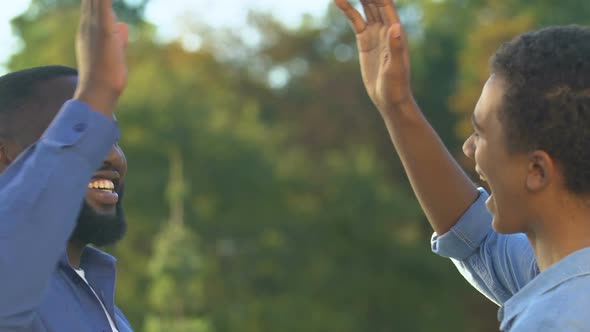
left=0, top=100, right=119, bottom=329
left=430, top=188, right=539, bottom=305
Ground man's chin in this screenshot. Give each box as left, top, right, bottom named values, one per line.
left=92, top=209, right=118, bottom=219
left=85, top=200, right=118, bottom=216
left=69, top=201, right=127, bottom=247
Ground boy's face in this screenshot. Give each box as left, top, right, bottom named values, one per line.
left=463, top=75, right=532, bottom=234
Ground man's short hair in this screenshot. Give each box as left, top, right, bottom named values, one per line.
left=491, top=25, right=590, bottom=194
left=0, top=65, right=78, bottom=142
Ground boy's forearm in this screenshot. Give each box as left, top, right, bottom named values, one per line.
left=381, top=99, right=479, bottom=235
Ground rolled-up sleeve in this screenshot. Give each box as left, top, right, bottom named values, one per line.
left=430, top=188, right=538, bottom=306
left=431, top=188, right=493, bottom=260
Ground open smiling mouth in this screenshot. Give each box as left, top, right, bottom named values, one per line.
left=87, top=174, right=120, bottom=206
left=475, top=170, right=496, bottom=211
left=475, top=163, right=488, bottom=184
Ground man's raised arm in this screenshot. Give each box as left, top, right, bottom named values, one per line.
left=0, top=0, right=128, bottom=328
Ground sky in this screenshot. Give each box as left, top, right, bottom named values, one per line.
left=0, top=0, right=334, bottom=73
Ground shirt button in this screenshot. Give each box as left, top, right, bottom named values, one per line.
left=73, top=123, right=87, bottom=132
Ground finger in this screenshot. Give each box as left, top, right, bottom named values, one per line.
left=360, top=0, right=379, bottom=24
left=97, top=0, right=115, bottom=28
left=375, top=0, right=400, bottom=26
left=98, top=0, right=114, bottom=16
left=117, top=22, right=129, bottom=50
left=335, top=0, right=367, bottom=33
left=388, top=23, right=403, bottom=55
left=79, top=0, right=92, bottom=26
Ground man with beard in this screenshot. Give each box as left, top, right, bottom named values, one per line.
left=0, top=0, right=132, bottom=331
left=337, top=0, right=590, bottom=330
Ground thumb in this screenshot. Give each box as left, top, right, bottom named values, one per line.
left=388, top=23, right=403, bottom=53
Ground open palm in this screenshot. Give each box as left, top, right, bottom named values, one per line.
left=75, top=0, right=129, bottom=116
left=336, top=0, right=412, bottom=112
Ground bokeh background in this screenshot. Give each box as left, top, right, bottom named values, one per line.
left=3, top=0, right=590, bottom=331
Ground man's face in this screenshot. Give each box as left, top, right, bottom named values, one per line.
left=16, top=75, right=128, bottom=246
left=70, top=142, right=128, bottom=246
left=463, top=75, right=531, bottom=234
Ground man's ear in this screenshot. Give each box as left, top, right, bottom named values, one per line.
left=0, top=140, right=16, bottom=173
left=0, top=143, right=8, bottom=173
left=526, top=150, right=554, bottom=192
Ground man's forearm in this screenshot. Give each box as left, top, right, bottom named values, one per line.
left=381, top=99, right=478, bottom=235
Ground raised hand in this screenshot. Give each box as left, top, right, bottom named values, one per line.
left=74, top=0, right=129, bottom=117
left=335, top=0, right=412, bottom=113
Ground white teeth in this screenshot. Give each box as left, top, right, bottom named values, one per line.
left=88, top=179, right=115, bottom=190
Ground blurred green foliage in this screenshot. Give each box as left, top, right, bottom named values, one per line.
left=8, top=0, right=590, bottom=331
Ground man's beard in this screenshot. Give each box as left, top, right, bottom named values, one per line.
left=69, top=186, right=127, bottom=247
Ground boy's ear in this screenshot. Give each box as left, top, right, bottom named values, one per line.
left=526, top=150, right=554, bottom=192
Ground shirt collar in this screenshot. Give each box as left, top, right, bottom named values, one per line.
left=58, top=245, right=119, bottom=322
left=58, top=245, right=117, bottom=271
left=502, top=246, right=590, bottom=321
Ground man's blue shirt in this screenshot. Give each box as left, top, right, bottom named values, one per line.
left=432, top=188, right=590, bottom=331
left=0, top=100, right=132, bottom=331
